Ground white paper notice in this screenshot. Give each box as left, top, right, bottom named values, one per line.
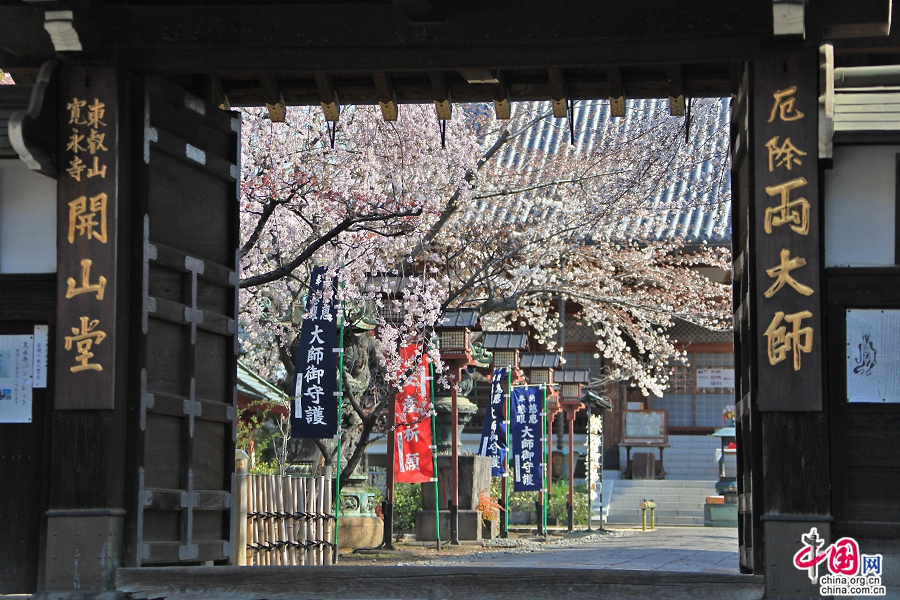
left=846, top=309, right=900, bottom=403
left=696, top=368, right=735, bottom=389
left=0, top=335, right=34, bottom=423
left=33, top=325, right=48, bottom=388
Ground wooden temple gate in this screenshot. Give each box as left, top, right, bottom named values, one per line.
left=0, top=1, right=897, bottom=598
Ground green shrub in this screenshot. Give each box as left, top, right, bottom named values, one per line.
left=393, top=483, right=421, bottom=532
left=548, top=480, right=590, bottom=525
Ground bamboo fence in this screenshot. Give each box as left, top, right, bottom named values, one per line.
left=245, top=474, right=334, bottom=566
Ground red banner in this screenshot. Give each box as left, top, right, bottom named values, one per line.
left=393, top=345, right=435, bottom=484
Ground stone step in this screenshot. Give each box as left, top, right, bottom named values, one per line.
left=606, top=514, right=706, bottom=526
left=609, top=498, right=706, bottom=514
left=612, top=486, right=716, bottom=494
left=608, top=509, right=706, bottom=518
left=610, top=494, right=712, bottom=504
left=613, top=479, right=718, bottom=488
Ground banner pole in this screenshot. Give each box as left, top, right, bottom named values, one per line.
left=503, top=368, right=511, bottom=538
left=333, top=294, right=345, bottom=563
left=543, top=385, right=549, bottom=540
left=429, top=353, right=441, bottom=550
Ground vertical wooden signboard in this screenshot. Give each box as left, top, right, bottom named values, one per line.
left=754, top=52, right=823, bottom=411
left=55, top=66, right=118, bottom=409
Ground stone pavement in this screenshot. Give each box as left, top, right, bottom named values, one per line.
left=417, top=527, right=741, bottom=573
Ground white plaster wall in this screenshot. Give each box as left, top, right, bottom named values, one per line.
left=0, top=158, right=56, bottom=273
left=825, top=145, right=899, bottom=267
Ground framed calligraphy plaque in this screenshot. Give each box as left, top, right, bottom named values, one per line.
left=622, top=410, right=668, bottom=445
left=55, top=66, right=118, bottom=409
left=754, top=52, right=823, bottom=411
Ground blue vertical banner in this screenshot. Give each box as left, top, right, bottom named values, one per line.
left=291, top=266, right=340, bottom=438
left=511, top=386, right=543, bottom=491
left=478, top=368, right=508, bottom=476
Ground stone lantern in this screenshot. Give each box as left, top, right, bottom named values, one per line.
left=433, top=308, right=481, bottom=545
left=556, top=369, right=590, bottom=531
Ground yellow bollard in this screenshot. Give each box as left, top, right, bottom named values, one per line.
left=640, top=500, right=657, bottom=531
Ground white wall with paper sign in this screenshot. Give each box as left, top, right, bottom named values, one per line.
left=0, top=325, right=49, bottom=423
left=696, top=368, right=735, bottom=389
left=846, top=309, right=900, bottom=403
left=0, top=335, right=33, bottom=423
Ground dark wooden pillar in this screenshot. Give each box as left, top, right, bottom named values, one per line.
left=735, top=49, right=832, bottom=597
left=44, top=64, right=133, bottom=593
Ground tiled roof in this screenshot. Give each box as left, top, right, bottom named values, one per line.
left=437, top=308, right=480, bottom=328
left=555, top=369, right=591, bottom=383
left=481, top=331, right=529, bottom=350
left=468, top=98, right=732, bottom=245
left=237, top=359, right=288, bottom=403
left=520, top=352, right=561, bottom=369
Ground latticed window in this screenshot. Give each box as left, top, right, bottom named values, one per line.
left=561, top=383, right=581, bottom=399
left=530, top=369, right=550, bottom=384
left=652, top=352, right=734, bottom=428
left=493, top=350, right=517, bottom=368
left=439, top=330, right=465, bottom=350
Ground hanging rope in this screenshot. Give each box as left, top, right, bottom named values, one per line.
left=437, top=117, right=447, bottom=149
left=568, top=98, right=576, bottom=146
left=684, top=97, right=693, bottom=144
left=328, top=120, right=338, bottom=149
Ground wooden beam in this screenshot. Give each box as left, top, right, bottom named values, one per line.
left=772, top=0, right=805, bottom=36
left=208, top=75, right=230, bottom=111
left=430, top=72, right=452, bottom=120
left=117, top=565, right=765, bottom=600
left=458, top=68, right=498, bottom=84
left=608, top=67, right=625, bottom=117
left=667, top=66, right=684, bottom=116
left=258, top=74, right=285, bottom=122
left=373, top=71, right=398, bottom=121
left=391, top=0, right=447, bottom=23
left=492, top=72, right=510, bottom=120
left=821, top=0, right=891, bottom=37
left=547, top=68, right=567, bottom=119
left=315, top=73, right=340, bottom=122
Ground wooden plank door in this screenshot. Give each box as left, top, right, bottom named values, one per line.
left=730, top=64, right=765, bottom=575
left=128, top=76, right=239, bottom=566
left=0, top=275, right=55, bottom=592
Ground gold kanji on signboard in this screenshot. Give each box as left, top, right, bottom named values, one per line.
left=87, top=156, right=107, bottom=179
left=764, top=249, right=814, bottom=298
left=86, top=129, right=107, bottom=155
left=65, top=258, right=107, bottom=300
left=64, top=316, right=106, bottom=372
left=66, top=156, right=86, bottom=181
left=764, top=310, right=814, bottom=371
left=764, top=177, right=810, bottom=235
left=86, top=98, right=106, bottom=128
left=67, top=97, right=87, bottom=125
left=66, top=128, right=86, bottom=154
left=766, top=136, right=807, bottom=172
left=768, top=86, right=805, bottom=123
left=68, top=193, right=108, bottom=244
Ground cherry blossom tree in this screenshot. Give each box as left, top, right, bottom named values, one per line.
left=238, top=98, right=732, bottom=488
